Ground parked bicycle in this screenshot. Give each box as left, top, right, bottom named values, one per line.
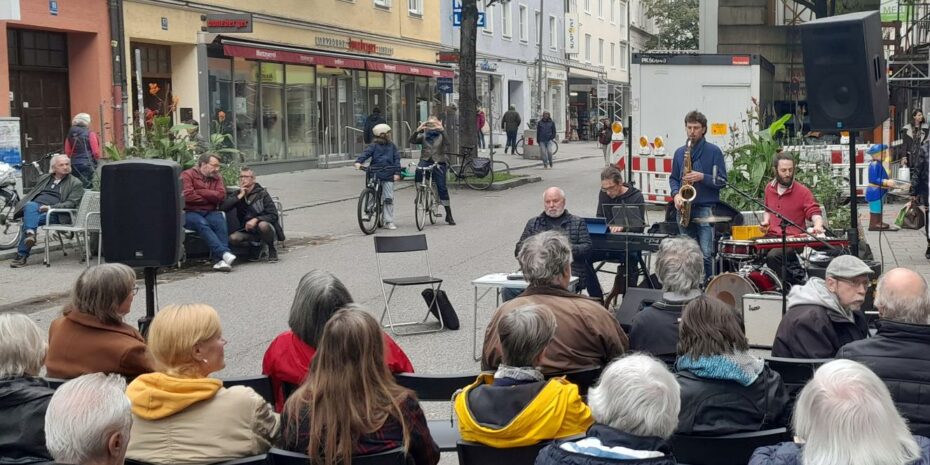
left=0, top=152, right=53, bottom=249
left=514, top=136, right=559, bottom=157
left=413, top=165, right=441, bottom=231
left=447, top=146, right=494, bottom=190
left=356, top=166, right=393, bottom=235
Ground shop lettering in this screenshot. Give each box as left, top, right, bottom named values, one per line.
left=207, top=19, right=250, bottom=29
left=315, top=36, right=394, bottom=56
left=255, top=50, right=277, bottom=59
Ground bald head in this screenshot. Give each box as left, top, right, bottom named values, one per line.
left=876, top=268, right=930, bottom=325
left=543, top=187, right=566, bottom=218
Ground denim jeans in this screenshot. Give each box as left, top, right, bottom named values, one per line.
left=184, top=211, right=230, bottom=261
left=477, top=132, right=485, bottom=149
left=539, top=141, right=555, bottom=167
left=415, top=160, right=449, bottom=205
left=505, top=130, right=518, bottom=152
left=678, top=205, right=715, bottom=279
left=18, top=201, right=58, bottom=257
left=380, top=180, right=395, bottom=223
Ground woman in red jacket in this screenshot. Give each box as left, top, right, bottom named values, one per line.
left=262, top=269, right=413, bottom=410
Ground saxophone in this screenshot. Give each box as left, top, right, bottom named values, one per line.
left=678, top=140, right=696, bottom=227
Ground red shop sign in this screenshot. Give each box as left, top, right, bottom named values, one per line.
left=367, top=60, right=454, bottom=78
left=223, top=45, right=366, bottom=70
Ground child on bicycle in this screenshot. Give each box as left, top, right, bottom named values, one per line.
left=355, top=123, right=402, bottom=230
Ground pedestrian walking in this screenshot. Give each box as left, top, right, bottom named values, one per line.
left=64, top=113, right=101, bottom=189
left=477, top=109, right=487, bottom=149
left=536, top=111, right=557, bottom=169
left=502, top=106, right=522, bottom=155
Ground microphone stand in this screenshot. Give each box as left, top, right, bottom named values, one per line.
left=714, top=175, right=841, bottom=316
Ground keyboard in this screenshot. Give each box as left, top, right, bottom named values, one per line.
left=590, top=231, right=670, bottom=260
left=752, top=236, right=848, bottom=250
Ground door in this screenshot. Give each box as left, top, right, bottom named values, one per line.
left=11, top=70, right=70, bottom=188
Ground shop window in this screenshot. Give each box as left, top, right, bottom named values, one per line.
left=208, top=57, right=234, bottom=151
left=233, top=58, right=259, bottom=162
left=285, top=64, right=318, bottom=160
left=260, top=62, right=285, bottom=161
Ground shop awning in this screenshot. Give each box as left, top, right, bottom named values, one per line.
left=222, top=44, right=453, bottom=78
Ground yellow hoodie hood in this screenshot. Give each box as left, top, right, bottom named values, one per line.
left=126, top=372, right=223, bottom=420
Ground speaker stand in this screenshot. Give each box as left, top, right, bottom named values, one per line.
left=848, top=134, right=860, bottom=256
left=138, top=267, right=157, bottom=337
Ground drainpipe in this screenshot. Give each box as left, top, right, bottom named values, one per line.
left=109, top=0, right=128, bottom=148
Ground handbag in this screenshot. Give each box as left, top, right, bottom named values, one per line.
left=903, top=203, right=926, bottom=230
left=421, top=289, right=460, bottom=330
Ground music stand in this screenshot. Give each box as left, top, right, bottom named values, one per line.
left=606, top=204, right=648, bottom=290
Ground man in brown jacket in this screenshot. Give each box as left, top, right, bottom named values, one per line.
left=181, top=153, right=236, bottom=271
left=482, top=230, right=628, bottom=373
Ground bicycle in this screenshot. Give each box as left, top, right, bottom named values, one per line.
left=0, top=152, right=53, bottom=249
left=414, top=165, right=441, bottom=231
left=447, top=147, right=494, bottom=190
left=356, top=166, right=393, bottom=235
left=514, top=136, right=559, bottom=157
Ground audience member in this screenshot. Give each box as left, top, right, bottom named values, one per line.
left=10, top=154, right=84, bottom=268
left=44, top=374, right=131, bottom=465
left=0, top=314, right=53, bottom=465
left=221, top=166, right=284, bottom=262
left=126, top=304, right=279, bottom=465
left=457, top=305, right=593, bottom=447
left=838, top=268, right=930, bottom=437
left=181, top=153, right=236, bottom=272
left=675, top=296, right=789, bottom=435
left=262, top=270, right=413, bottom=411
left=482, top=231, right=628, bottom=373
left=749, top=359, right=930, bottom=465
left=772, top=255, right=872, bottom=359
left=279, top=307, right=439, bottom=465
left=536, top=354, right=680, bottom=465
left=629, top=236, right=704, bottom=363
left=45, top=264, right=154, bottom=379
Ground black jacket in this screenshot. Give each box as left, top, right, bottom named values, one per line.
left=771, top=304, right=869, bottom=359
left=0, top=377, right=54, bottom=465
left=537, top=118, right=557, bottom=143
left=675, top=366, right=790, bottom=435
left=596, top=185, right=646, bottom=232
left=363, top=113, right=386, bottom=144
left=912, top=141, right=929, bottom=200
left=221, top=183, right=285, bottom=241
left=515, top=210, right=592, bottom=285
left=837, top=320, right=930, bottom=437
left=629, top=298, right=693, bottom=365
left=502, top=110, right=522, bottom=132
left=536, top=424, right=676, bottom=465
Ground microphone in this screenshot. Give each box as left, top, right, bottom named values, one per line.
left=712, top=165, right=726, bottom=185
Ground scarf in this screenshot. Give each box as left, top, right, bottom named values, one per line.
left=494, top=364, right=544, bottom=382
left=675, top=351, right=765, bottom=386
left=424, top=130, right=442, bottom=145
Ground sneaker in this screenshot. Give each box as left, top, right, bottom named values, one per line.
left=385, top=222, right=397, bottom=230
left=10, top=254, right=27, bottom=268
left=222, top=252, right=237, bottom=266
left=24, top=230, right=36, bottom=249
left=213, top=260, right=232, bottom=272
left=268, top=244, right=279, bottom=263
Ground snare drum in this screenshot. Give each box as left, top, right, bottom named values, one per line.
left=706, top=268, right=782, bottom=312
left=719, top=239, right=757, bottom=260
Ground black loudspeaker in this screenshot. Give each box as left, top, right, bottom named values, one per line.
left=801, top=11, right=889, bottom=131
left=101, top=159, right=183, bottom=267
left=614, top=288, right=664, bottom=333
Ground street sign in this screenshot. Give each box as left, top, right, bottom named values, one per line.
left=437, top=51, right=460, bottom=63
left=437, top=77, right=454, bottom=94
left=597, top=83, right=608, bottom=98
left=452, top=10, right=486, bottom=27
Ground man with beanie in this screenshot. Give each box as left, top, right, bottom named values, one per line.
left=772, top=255, right=873, bottom=359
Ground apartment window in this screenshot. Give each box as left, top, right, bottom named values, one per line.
left=407, top=0, right=422, bottom=15
left=374, top=0, right=391, bottom=8
left=598, top=38, right=604, bottom=64
left=610, top=0, right=616, bottom=23
left=584, top=34, right=591, bottom=62
left=519, top=5, right=529, bottom=42
left=620, top=43, right=628, bottom=70
left=598, top=0, right=603, bottom=18
left=610, top=42, right=616, bottom=67
left=535, top=10, right=541, bottom=44
left=549, top=16, right=557, bottom=49
left=482, top=3, right=495, bottom=34
left=584, top=0, right=591, bottom=13
left=502, top=2, right=512, bottom=38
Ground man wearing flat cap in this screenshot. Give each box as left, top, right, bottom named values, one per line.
left=772, top=255, right=873, bottom=358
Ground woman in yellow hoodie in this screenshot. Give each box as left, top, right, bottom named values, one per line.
left=455, top=305, right=593, bottom=447
left=125, top=304, right=280, bottom=465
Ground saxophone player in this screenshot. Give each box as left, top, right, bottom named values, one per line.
left=670, top=110, right=728, bottom=280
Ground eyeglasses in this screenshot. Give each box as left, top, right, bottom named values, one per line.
left=132, top=286, right=140, bottom=296
left=600, top=184, right=620, bottom=193
left=835, top=277, right=871, bottom=290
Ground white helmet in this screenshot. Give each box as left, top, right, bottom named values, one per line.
left=372, top=123, right=392, bottom=137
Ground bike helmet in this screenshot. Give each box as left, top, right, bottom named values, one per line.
left=372, top=123, right=392, bottom=137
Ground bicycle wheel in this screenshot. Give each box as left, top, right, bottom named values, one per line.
left=552, top=140, right=560, bottom=155
left=515, top=138, right=525, bottom=156
left=463, top=160, right=494, bottom=190
left=428, top=185, right=437, bottom=224
left=0, top=196, right=22, bottom=250
left=415, top=188, right=428, bottom=231
left=357, top=187, right=379, bottom=235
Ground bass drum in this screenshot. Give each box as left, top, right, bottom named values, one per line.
left=706, top=268, right=782, bottom=312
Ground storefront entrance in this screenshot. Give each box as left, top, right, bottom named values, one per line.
left=318, top=69, right=355, bottom=161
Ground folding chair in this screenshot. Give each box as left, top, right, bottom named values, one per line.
left=669, top=428, right=791, bottom=465
left=42, top=190, right=101, bottom=267
left=547, top=366, right=603, bottom=397
left=373, top=234, right=444, bottom=336
left=222, top=375, right=275, bottom=406
left=395, top=372, right=479, bottom=452
left=764, top=356, right=831, bottom=401
left=268, top=447, right=409, bottom=465
left=43, top=377, right=68, bottom=389
left=456, top=439, right=551, bottom=465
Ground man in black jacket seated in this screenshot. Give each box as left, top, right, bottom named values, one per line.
left=772, top=255, right=871, bottom=359
left=222, top=166, right=285, bottom=262
left=837, top=267, right=930, bottom=437
left=596, top=165, right=646, bottom=300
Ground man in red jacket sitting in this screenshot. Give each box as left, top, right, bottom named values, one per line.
left=181, top=153, right=236, bottom=271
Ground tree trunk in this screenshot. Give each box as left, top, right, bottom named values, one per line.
left=458, top=0, right=478, bottom=155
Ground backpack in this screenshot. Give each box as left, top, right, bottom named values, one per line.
left=421, top=289, right=460, bottom=330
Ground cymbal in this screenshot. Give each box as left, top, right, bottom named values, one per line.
left=692, top=215, right=733, bottom=224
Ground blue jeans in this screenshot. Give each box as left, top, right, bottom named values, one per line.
left=477, top=132, right=485, bottom=149
left=678, top=205, right=715, bottom=279
left=539, top=140, right=555, bottom=167
left=184, top=211, right=230, bottom=260
left=18, top=201, right=58, bottom=257
left=505, top=130, right=517, bottom=152
left=415, top=160, right=449, bottom=205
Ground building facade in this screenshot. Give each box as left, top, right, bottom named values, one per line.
left=124, top=0, right=448, bottom=171
left=0, top=0, right=117, bottom=183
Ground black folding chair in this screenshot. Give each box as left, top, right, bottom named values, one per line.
left=218, top=455, right=268, bottom=465
left=670, top=428, right=791, bottom=465
left=268, top=447, right=409, bottom=465
left=547, top=366, right=603, bottom=396
left=394, top=372, right=479, bottom=452
left=456, top=439, right=550, bottom=465
left=374, top=235, right=444, bottom=336
left=43, top=377, right=68, bottom=389
left=764, top=356, right=831, bottom=400
left=223, top=375, right=275, bottom=406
